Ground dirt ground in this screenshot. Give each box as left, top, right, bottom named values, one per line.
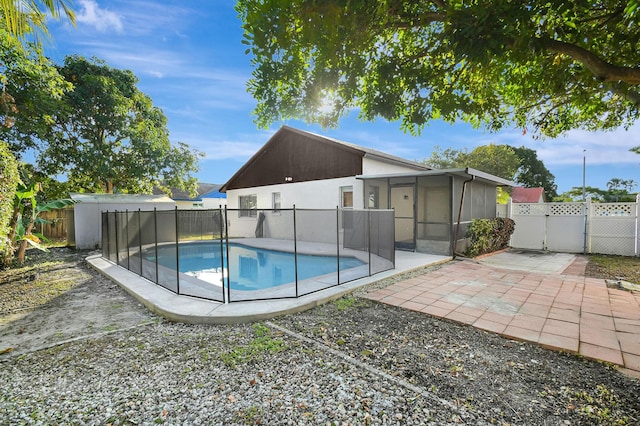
left=0, top=248, right=157, bottom=356
left=1, top=248, right=639, bottom=425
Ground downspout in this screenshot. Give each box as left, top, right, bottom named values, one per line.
left=453, top=170, right=475, bottom=259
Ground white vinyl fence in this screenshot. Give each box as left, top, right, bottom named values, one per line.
left=497, top=195, right=640, bottom=256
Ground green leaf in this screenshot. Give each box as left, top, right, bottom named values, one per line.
left=236, top=0, right=640, bottom=138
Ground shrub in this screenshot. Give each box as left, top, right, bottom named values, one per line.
left=465, top=217, right=515, bottom=257
left=0, top=142, right=18, bottom=264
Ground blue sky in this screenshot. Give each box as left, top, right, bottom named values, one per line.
left=44, top=0, right=639, bottom=194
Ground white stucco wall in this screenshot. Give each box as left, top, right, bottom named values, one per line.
left=362, top=157, right=425, bottom=175
left=226, top=176, right=363, bottom=211
left=225, top=177, right=361, bottom=238
left=72, top=195, right=175, bottom=249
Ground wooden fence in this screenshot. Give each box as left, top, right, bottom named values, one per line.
left=37, top=209, right=71, bottom=241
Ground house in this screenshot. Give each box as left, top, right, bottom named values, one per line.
left=199, top=187, right=228, bottom=209
left=154, top=183, right=227, bottom=209
left=221, top=126, right=512, bottom=256
left=512, top=187, right=545, bottom=203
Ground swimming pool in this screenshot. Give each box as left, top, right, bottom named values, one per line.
left=147, top=242, right=365, bottom=291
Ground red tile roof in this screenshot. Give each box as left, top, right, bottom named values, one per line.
left=512, top=187, right=545, bottom=203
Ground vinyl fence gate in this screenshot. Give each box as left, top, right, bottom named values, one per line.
left=504, top=195, right=640, bottom=256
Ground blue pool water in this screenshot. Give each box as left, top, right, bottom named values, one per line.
left=148, top=242, right=365, bottom=291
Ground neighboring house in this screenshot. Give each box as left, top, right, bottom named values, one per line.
left=200, top=188, right=228, bottom=209
left=221, top=126, right=512, bottom=256
left=512, top=187, right=545, bottom=203
left=154, top=183, right=227, bottom=209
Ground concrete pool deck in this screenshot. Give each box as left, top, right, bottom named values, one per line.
left=87, top=250, right=451, bottom=324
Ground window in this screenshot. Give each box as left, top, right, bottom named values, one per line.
left=340, top=186, right=353, bottom=208
left=272, top=192, right=281, bottom=212
left=239, top=194, right=257, bottom=217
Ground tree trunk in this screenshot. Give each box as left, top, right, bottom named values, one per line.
left=4, top=204, right=21, bottom=264
left=16, top=220, right=35, bottom=264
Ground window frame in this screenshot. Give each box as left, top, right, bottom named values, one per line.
left=272, top=192, right=281, bottom=213
left=238, top=194, right=257, bottom=218
left=340, top=186, right=354, bottom=209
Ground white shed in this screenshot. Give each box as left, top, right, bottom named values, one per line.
left=69, top=193, right=176, bottom=249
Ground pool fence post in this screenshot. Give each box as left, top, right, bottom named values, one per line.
left=224, top=205, right=230, bottom=303
left=218, top=206, right=225, bottom=302
left=154, top=208, right=159, bottom=284
left=392, top=208, right=396, bottom=267
left=336, top=206, right=340, bottom=285
left=175, top=206, right=180, bottom=295
left=138, top=209, right=143, bottom=275
left=367, top=209, right=372, bottom=276
left=114, top=210, right=120, bottom=266
left=293, top=205, right=299, bottom=297
left=126, top=209, right=131, bottom=271
left=104, top=211, right=109, bottom=260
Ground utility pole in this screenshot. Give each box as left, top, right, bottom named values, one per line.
left=582, top=150, right=586, bottom=201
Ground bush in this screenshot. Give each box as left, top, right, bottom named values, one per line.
left=465, top=217, right=515, bottom=258
left=0, top=142, right=18, bottom=264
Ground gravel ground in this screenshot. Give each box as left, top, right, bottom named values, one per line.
left=1, top=248, right=639, bottom=425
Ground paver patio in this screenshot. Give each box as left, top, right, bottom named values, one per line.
left=366, top=253, right=640, bottom=377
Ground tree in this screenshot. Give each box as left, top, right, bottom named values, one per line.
left=0, top=0, right=75, bottom=41
left=424, top=144, right=519, bottom=203
left=424, top=144, right=519, bottom=180
left=6, top=169, right=75, bottom=264
left=554, top=186, right=607, bottom=202
left=237, top=0, right=640, bottom=138
left=9, top=55, right=202, bottom=195
left=555, top=179, right=637, bottom=202
left=605, top=178, right=637, bottom=201
left=465, top=145, right=520, bottom=181
left=0, top=29, right=71, bottom=150
left=0, top=1, right=75, bottom=133
left=424, top=143, right=558, bottom=200
left=424, top=146, right=468, bottom=170
left=512, top=147, right=558, bottom=200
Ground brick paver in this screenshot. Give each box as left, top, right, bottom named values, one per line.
left=366, top=255, right=640, bottom=375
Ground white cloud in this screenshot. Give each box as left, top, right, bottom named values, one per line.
left=172, top=131, right=272, bottom=162
left=199, top=140, right=261, bottom=160
left=76, top=0, right=123, bottom=33
left=456, top=123, right=640, bottom=167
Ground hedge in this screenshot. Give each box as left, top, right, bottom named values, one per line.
left=465, top=217, right=515, bottom=258
left=0, top=141, right=18, bottom=264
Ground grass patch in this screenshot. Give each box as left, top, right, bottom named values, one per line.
left=220, top=323, right=287, bottom=368
left=587, top=255, right=640, bottom=284
left=334, top=295, right=366, bottom=311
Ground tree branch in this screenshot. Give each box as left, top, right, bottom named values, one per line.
left=540, top=38, right=640, bottom=85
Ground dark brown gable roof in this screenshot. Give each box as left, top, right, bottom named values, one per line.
left=221, top=126, right=429, bottom=192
